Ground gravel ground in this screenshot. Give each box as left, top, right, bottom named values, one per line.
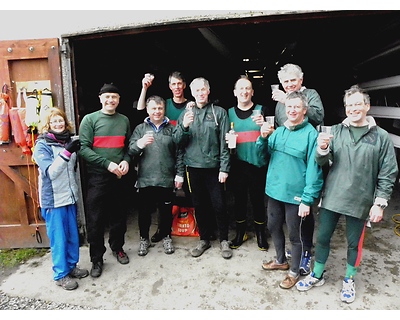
left=0, top=290, right=96, bottom=310
left=0, top=265, right=98, bottom=310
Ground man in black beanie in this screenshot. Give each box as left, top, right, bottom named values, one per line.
left=79, top=83, right=132, bottom=278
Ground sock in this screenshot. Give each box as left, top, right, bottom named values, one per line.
left=313, top=261, right=325, bottom=278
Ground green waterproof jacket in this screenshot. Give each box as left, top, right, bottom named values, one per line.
left=173, top=102, right=230, bottom=173
left=256, top=117, right=323, bottom=206
left=128, top=117, right=184, bottom=189
left=316, top=116, right=398, bottom=220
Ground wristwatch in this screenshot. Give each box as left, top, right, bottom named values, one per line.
left=374, top=203, right=387, bottom=210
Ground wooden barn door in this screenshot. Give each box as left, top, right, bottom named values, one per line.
left=0, top=38, right=63, bottom=249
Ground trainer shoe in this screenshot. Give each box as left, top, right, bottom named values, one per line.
left=340, top=277, right=356, bottom=303
left=163, top=236, right=175, bottom=254
left=69, top=266, right=89, bottom=279
left=220, top=240, right=233, bottom=259
left=296, top=271, right=325, bottom=291
left=299, top=250, right=312, bottom=276
left=113, top=250, right=129, bottom=264
left=285, top=248, right=292, bottom=259
left=262, top=260, right=290, bottom=271
left=90, top=261, right=103, bottom=278
left=56, top=275, right=78, bottom=290
left=138, top=238, right=152, bottom=256
left=191, top=240, right=211, bottom=257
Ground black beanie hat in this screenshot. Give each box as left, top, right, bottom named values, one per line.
left=99, top=83, right=120, bottom=95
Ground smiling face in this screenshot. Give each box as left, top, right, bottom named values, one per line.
left=99, top=92, right=120, bottom=114
left=169, top=76, right=186, bottom=99
left=190, top=78, right=210, bottom=106
left=280, top=72, right=303, bottom=94
left=285, top=97, right=307, bottom=126
left=344, top=92, right=370, bottom=126
left=49, top=115, right=66, bottom=133
left=233, top=78, right=254, bottom=106
left=146, top=99, right=165, bottom=125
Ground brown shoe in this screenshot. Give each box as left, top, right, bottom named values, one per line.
left=262, top=260, right=290, bottom=271
left=279, top=274, right=299, bottom=289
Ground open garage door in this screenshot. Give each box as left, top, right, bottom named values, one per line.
left=0, top=38, right=64, bottom=249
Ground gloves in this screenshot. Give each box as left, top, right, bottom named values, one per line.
left=65, top=138, right=81, bottom=154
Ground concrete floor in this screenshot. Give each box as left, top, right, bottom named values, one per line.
left=1, top=190, right=400, bottom=311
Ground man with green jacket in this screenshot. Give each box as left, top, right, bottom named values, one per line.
left=296, top=85, right=398, bottom=304
left=173, top=77, right=232, bottom=259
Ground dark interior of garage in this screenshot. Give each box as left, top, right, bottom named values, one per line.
left=68, top=10, right=400, bottom=136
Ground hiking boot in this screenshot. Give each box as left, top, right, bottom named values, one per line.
left=220, top=240, right=233, bottom=259
left=191, top=240, right=211, bottom=257
left=299, top=251, right=312, bottom=276
left=56, top=275, right=78, bottom=290
left=262, top=260, right=290, bottom=271
left=113, top=250, right=129, bottom=264
left=69, top=266, right=89, bottom=279
left=138, top=238, right=152, bottom=256
left=90, top=261, right=103, bottom=278
left=163, top=236, right=175, bottom=254
left=279, top=273, right=299, bottom=289
left=340, top=277, right=356, bottom=303
left=296, top=271, right=325, bottom=291
left=151, top=229, right=163, bottom=243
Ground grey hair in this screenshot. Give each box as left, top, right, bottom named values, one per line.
left=343, top=85, right=370, bottom=105
left=277, top=64, right=304, bottom=82
left=190, top=77, right=210, bottom=91
left=286, top=91, right=308, bottom=109
left=146, top=95, right=166, bottom=108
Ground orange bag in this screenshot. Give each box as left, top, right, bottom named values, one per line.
left=171, top=205, right=199, bottom=237
left=0, top=86, right=12, bottom=144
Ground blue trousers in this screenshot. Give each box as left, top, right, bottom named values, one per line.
left=41, top=204, right=79, bottom=281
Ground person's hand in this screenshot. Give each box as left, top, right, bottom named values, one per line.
left=317, top=132, right=332, bottom=150
left=118, top=160, right=129, bottom=176
left=260, top=122, right=274, bottom=138
left=142, top=73, right=154, bottom=89
left=251, top=113, right=264, bottom=126
left=137, top=132, right=154, bottom=148
left=108, top=161, right=123, bottom=178
left=298, top=203, right=310, bottom=218
left=65, top=139, right=81, bottom=154
left=183, top=109, right=194, bottom=128
left=219, top=172, right=228, bottom=183
left=272, top=89, right=287, bottom=103
left=369, top=205, right=384, bottom=223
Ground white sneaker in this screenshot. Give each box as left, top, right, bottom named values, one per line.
left=296, top=272, right=325, bottom=291
left=340, top=277, right=356, bottom=303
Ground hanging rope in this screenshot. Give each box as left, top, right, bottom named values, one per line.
left=392, top=214, right=400, bottom=237
left=26, top=149, right=42, bottom=243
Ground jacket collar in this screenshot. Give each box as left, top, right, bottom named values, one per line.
left=342, top=116, right=376, bottom=129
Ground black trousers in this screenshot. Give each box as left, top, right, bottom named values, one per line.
left=84, top=172, right=129, bottom=263
left=186, top=167, right=229, bottom=242
left=229, top=158, right=267, bottom=223
left=138, top=186, right=174, bottom=239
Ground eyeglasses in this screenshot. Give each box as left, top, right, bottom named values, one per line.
left=50, top=119, right=65, bottom=124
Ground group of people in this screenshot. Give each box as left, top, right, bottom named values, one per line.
left=32, top=63, right=398, bottom=305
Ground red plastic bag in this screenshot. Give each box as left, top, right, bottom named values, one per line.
left=171, top=205, right=199, bottom=237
